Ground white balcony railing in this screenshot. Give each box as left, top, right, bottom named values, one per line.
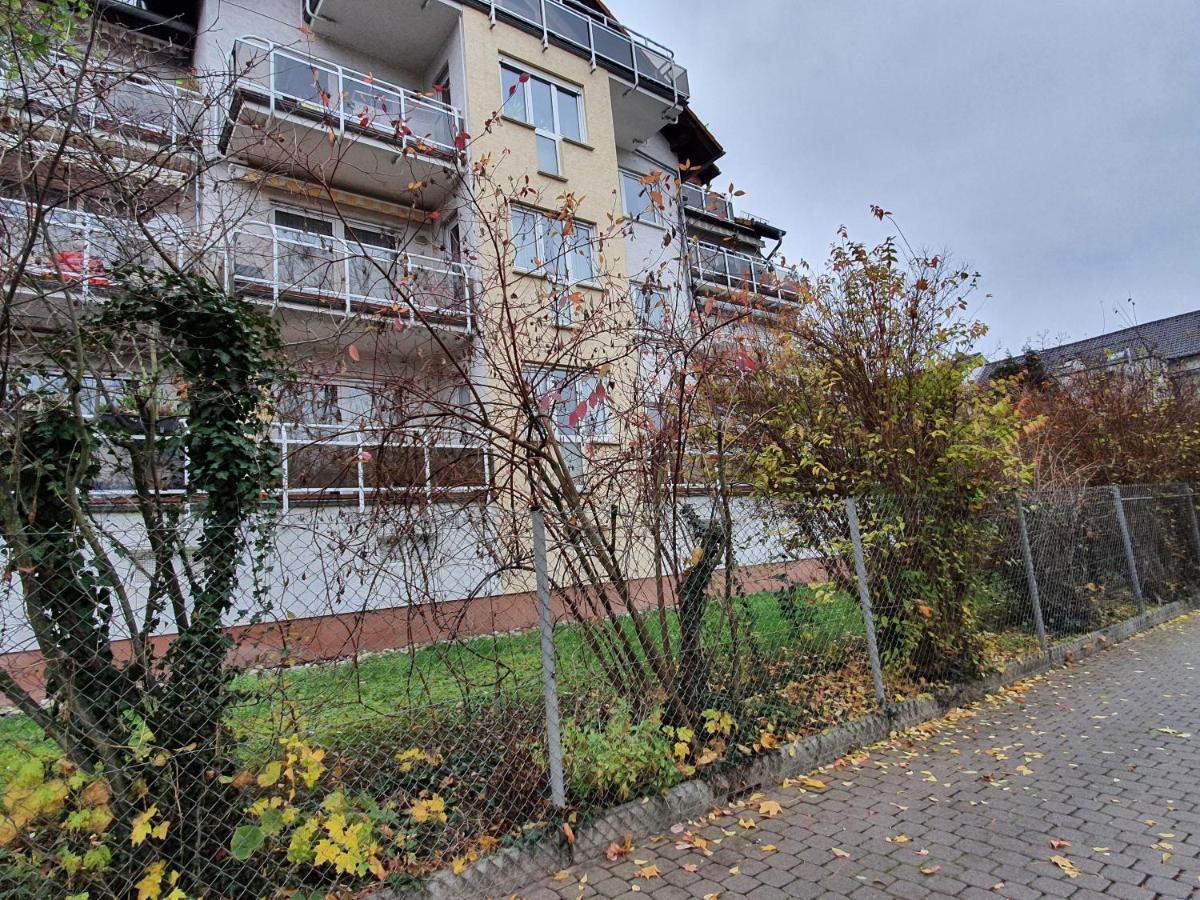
left=228, top=221, right=472, bottom=329
left=0, top=200, right=187, bottom=300
left=229, top=37, right=463, bottom=159
left=688, top=240, right=801, bottom=305
left=1, top=51, right=203, bottom=150
left=480, top=0, right=688, bottom=104
left=272, top=423, right=491, bottom=512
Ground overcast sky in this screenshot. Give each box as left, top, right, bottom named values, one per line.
left=617, top=1, right=1200, bottom=359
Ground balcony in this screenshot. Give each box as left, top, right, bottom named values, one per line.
left=0, top=52, right=202, bottom=174
left=272, top=423, right=491, bottom=510
left=0, top=200, right=188, bottom=303
left=222, top=37, right=463, bottom=208
left=682, top=184, right=781, bottom=237
left=689, top=240, right=801, bottom=307
left=228, top=221, right=472, bottom=332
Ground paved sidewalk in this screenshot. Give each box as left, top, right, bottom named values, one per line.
left=522, top=613, right=1200, bottom=900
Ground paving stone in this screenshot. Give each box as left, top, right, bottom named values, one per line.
left=514, top=613, right=1200, bottom=900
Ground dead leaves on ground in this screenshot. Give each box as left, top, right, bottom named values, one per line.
left=1050, top=855, right=1080, bottom=878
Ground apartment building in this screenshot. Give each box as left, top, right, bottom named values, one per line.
left=0, top=0, right=800, bottom=665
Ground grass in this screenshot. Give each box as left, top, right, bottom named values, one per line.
left=0, top=583, right=866, bottom=776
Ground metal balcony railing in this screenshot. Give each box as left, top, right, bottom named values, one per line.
left=0, top=51, right=203, bottom=149
left=229, top=221, right=472, bottom=329
left=682, top=184, right=778, bottom=235
left=688, top=240, right=801, bottom=305
left=272, top=422, right=491, bottom=511
left=229, top=37, right=463, bottom=158
left=480, top=0, right=688, bottom=105
left=681, top=183, right=734, bottom=222
left=0, top=200, right=187, bottom=300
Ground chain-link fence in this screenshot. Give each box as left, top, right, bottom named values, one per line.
left=0, top=485, right=1197, bottom=897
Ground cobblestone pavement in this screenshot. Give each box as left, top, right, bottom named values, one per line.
left=521, top=613, right=1200, bottom=899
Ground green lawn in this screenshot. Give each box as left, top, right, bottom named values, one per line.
left=1, top=584, right=865, bottom=776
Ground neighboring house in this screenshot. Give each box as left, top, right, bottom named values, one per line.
left=980, top=310, right=1200, bottom=387
left=0, top=0, right=799, bottom=672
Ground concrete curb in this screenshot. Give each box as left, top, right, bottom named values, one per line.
left=411, top=598, right=1196, bottom=899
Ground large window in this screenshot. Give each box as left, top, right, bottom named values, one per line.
left=525, top=366, right=611, bottom=486
left=620, top=169, right=666, bottom=226
left=501, top=62, right=583, bottom=177
left=510, top=205, right=597, bottom=325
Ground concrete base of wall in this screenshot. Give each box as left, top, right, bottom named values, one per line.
left=412, top=597, right=1198, bottom=900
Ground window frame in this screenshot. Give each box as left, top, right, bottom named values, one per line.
left=500, top=60, right=586, bottom=176
left=633, top=280, right=672, bottom=332
left=524, top=365, right=613, bottom=486
left=510, top=204, right=599, bottom=326
left=619, top=169, right=667, bottom=227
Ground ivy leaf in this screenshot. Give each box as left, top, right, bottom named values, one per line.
left=230, top=825, right=265, bottom=861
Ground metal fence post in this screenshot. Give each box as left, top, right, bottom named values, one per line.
left=1015, top=496, right=1049, bottom=655
left=845, top=497, right=887, bottom=711
left=1111, top=485, right=1146, bottom=613
left=530, top=506, right=566, bottom=809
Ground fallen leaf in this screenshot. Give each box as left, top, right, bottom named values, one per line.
left=991, top=882, right=1006, bottom=892
left=1050, top=839, right=1071, bottom=850
left=920, top=865, right=941, bottom=876
left=887, top=835, right=911, bottom=844
left=552, top=871, right=572, bottom=882
left=831, top=847, right=850, bottom=859
left=738, top=817, right=757, bottom=830
left=561, top=822, right=575, bottom=846
left=761, top=844, right=778, bottom=853
left=759, top=800, right=783, bottom=818
left=1051, top=855, right=1080, bottom=878
left=636, top=865, right=660, bottom=879
left=681, top=863, right=699, bottom=873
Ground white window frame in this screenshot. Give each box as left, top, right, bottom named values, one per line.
left=633, top=281, right=672, bottom=332
left=619, top=169, right=666, bottom=227
left=500, top=60, right=585, bottom=177
left=524, top=365, right=613, bottom=486
left=510, top=205, right=598, bottom=326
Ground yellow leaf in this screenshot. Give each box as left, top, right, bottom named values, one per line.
left=887, top=834, right=911, bottom=844
left=758, top=800, right=783, bottom=818
left=136, top=861, right=165, bottom=900
left=1050, top=855, right=1079, bottom=878
left=451, top=856, right=468, bottom=875
left=737, top=817, right=756, bottom=830
left=761, top=844, right=778, bottom=853
left=131, top=805, right=158, bottom=846
left=410, top=794, right=448, bottom=824
left=256, top=761, right=282, bottom=788
left=789, top=776, right=827, bottom=790
left=637, top=865, right=660, bottom=879
left=553, top=871, right=572, bottom=882
left=150, top=820, right=170, bottom=841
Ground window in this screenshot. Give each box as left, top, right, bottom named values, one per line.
left=620, top=170, right=666, bottom=226
left=634, top=282, right=671, bottom=331
left=526, top=366, right=611, bottom=486
left=510, top=206, right=597, bottom=325
left=500, top=62, right=584, bottom=176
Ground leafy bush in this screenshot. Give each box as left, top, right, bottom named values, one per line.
left=562, top=705, right=680, bottom=804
